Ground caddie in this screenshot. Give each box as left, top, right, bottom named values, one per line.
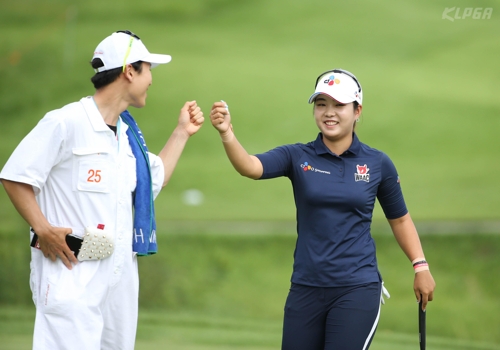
left=0, top=30, right=204, bottom=350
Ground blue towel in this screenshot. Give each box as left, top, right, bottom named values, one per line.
left=120, top=110, right=157, bottom=256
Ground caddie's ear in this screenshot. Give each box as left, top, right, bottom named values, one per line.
left=122, top=64, right=134, bottom=81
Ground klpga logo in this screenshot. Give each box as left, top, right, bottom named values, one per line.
left=442, top=7, right=493, bottom=21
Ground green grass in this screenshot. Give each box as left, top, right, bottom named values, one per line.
left=0, top=0, right=499, bottom=223
left=2, top=306, right=499, bottom=350
left=133, top=232, right=500, bottom=345
left=0, top=0, right=499, bottom=348
left=2, top=231, right=500, bottom=346
left=0, top=232, right=499, bottom=347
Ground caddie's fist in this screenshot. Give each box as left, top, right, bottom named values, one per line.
left=181, top=101, right=204, bottom=135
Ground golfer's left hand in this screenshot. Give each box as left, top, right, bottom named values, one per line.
left=414, top=270, right=435, bottom=310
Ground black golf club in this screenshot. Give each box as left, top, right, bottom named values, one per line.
left=419, top=296, right=426, bottom=350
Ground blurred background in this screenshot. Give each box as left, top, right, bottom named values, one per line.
left=0, top=0, right=499, bottom=349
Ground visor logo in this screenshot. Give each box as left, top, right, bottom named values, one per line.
left=323, top=74, right=340, bottom=86
left=355, top=164, right=370, bottom=182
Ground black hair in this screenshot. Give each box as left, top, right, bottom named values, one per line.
left=90, top=58, right=144, bottom=89
left=353, top=101, right=361, bottom=129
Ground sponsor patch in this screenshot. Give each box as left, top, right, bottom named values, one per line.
left=355, top=164, right=370, bottom=182
left=300, top=162, right=331, bottom=175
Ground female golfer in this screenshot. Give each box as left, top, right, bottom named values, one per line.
left=209, top=68, right=435, bottom=350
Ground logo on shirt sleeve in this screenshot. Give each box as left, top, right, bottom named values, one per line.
left=355, top=164, right=370, bottom=182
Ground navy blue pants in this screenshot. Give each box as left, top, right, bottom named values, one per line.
left=281, top=282, right=381, bottom=350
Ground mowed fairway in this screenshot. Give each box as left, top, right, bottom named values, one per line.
left=1, top=307, right=499, bottom=350
left=3, top=233, right=499, bottom=348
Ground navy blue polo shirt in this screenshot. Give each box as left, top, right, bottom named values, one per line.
left=255, top=133, right=408, bottom=287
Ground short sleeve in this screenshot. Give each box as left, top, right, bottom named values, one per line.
left=377, top=153, right=408, bottom=219
left=148, top=152, right=164, bottom=199
left=0, top=112, right=66, bottom=195
left=254, top=145, right=295, bottom=179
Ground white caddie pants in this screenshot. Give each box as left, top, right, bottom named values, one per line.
left=30, top=247, right=139, bottom=350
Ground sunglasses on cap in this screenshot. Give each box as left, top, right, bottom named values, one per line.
left=116, top=30, right=141, bottom=72
left=314, top=69, right=362, bottom=93
left=116, top=30, right=140, bottom=40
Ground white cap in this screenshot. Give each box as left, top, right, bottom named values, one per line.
left=308, top=69, right=363, bottom=105
left=92, top=31, right=171, bottom=73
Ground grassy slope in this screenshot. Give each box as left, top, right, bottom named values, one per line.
left=0, top=0, right=499, bottom=223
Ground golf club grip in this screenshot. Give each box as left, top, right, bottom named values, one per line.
left=419, top=298, right=426, bottom=350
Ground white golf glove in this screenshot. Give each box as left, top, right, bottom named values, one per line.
left=381, top=281, right=391, bottom=305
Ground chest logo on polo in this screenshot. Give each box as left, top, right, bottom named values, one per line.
left=355, top=164, right=370, bottom=182
left=300, top=162, right=331, bottom=175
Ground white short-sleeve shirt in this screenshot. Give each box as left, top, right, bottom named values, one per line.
left=0, top=96, right=164, bottom=241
